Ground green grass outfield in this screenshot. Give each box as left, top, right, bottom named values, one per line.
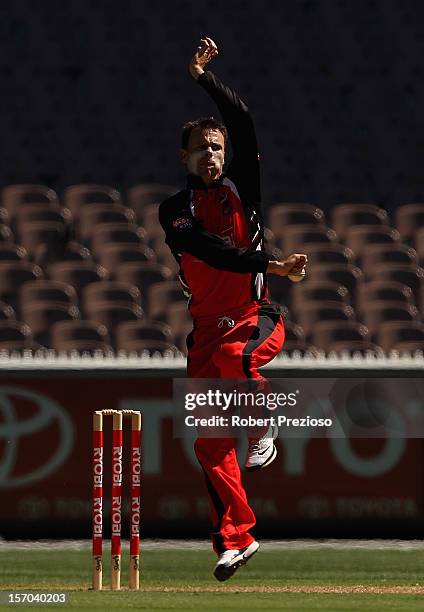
left=0, top=542, right=424, bottom=611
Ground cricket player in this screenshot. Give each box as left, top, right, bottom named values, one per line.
left=159, top=38, right=307, bottom=581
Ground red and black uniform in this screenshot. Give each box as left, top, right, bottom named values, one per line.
left=159, top=71, right=285, bottom=552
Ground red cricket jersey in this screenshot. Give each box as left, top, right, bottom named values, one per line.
left=159, top=70, right=274, bottom=319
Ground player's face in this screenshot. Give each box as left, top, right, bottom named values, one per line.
left=181, top=128, right=225, bottom=185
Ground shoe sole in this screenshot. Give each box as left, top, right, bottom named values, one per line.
left=214, top=542, right=260, bottom=582
left=245, top=444, right=277, bottom=472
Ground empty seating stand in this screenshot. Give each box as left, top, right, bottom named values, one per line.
left=0, top=182, right=420, bottom=355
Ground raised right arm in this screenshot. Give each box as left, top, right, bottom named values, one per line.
left=190, top=37, right=259, bottom=201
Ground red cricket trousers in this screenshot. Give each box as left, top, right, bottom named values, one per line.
left=187, top=301, right=285, bottom=554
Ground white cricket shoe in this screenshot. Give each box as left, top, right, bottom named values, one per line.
left=244, top=424, right=278, bottom=471
left=213, top=541, right=260, bottom=582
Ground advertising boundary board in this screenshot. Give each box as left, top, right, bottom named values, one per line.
left=0, top=358, right=423, bottom=539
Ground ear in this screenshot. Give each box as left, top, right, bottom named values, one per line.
left=180, top=149, right=188, bottom=166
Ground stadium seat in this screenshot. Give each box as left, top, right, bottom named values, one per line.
left=90, top=223, right=147, bottom=255
left=21, top=302, right=80, bottom=345
left=0, top=207, right=9, bottom=226
left=34, top=242, right=91, bottom=269
left=304, top=243, right=355, bottom=265
left=142, top=212, right=167, bottom=249
left=78, top=204, right=136, bottom=242
left=360, top=244, right=418, bottom=268
left=310, top=321, right=370, bottom=352
left=365, top=264, right=424, bottom=303
left=290, top=280, right=350, bottom=311
left=50, top=320, right=112, bottom=353
left=117, top=338, right=180, bottom=355
left=155, top=244, right=180, bottom=276
left=166, top=301, right=191, bottom=336
left=360, top=301, right=420, bottom=335
left=0, top=320, right=32, bottom=343
left=278, top=225, right=337, bottom=253
left=49, top=261, right=108, bottom=294
left=174, top=322, right=195, bottom=355
left=18, top=221, right=68, bottom=255
left=137, top=204, right=162, bottom=234
left=64, top=184, right=121, bottom=214
left=126, top=183, right=178, bottom=213
left=278, top=320, right=317, bottom=354
left=146, top=225, right=166, bottom=251
left=283, top=320, right=306, bottom=342
left=115, top=262, right=174, bottom=291
left=82, top=281, right=142, bottom=312
left=326, top=340, right=384, bottom=355
left=356, top=281, right=415, bottom=314
left=306, top=264, right=363, bottom=294
left=0, top=301, right=15, bottom=319
left=395, top=203, right=424, bottom=242
left=267, top=203, right=326, bottom=236
left=13, top=203, right=72, bottom=229
left=280, top=340, right=317, bottom=356
left=344, top=226, right=400, bottom=256
left=138, top=203, right=170, bottom=243
left=148, top=281, right=186, bottom=319
left=0, top=243, right=28, bottom=261
left=389, top=341, right=424, bottom=354
left=0, top=261, right=43, bottom=304
left=376, top=322, right=424, bottom=352
left=296, top=302, right=356, bottom=336
left=20, top=280, right=78, bottom=311
left=97, top=244, right=155, bottom=273
left=2, top=184, right=59, bottom=216
left=413, top=227, right=424, bottom=260
left=0, top=225, right=14, bottom=243
left=85, top=301, right=144, bottom=344
left=0, top=320, right=41, bottom=351
left=116, top=320, right=173, bottom=350
left=331, top=203, right=389, bottom=240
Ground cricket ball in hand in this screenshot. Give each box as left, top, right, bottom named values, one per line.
left=288, top=267, right=306, bottom=282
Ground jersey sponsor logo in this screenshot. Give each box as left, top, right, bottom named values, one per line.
left=172, top=216, right=193, bottom=230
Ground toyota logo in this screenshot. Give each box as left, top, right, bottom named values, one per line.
left=0, top=386, right=74, bottom=488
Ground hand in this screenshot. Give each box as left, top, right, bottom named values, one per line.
left=189, top=37, right=219, bottom=80
left=267, top=253, right=308, bottom=277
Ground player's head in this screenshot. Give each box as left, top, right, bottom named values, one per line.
left=180, top=117, right=227, bottom=185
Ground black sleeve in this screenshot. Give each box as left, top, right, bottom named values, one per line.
left=197, top=71, right=260, bottom=202
left=159, top=197, right=270, bottom=274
